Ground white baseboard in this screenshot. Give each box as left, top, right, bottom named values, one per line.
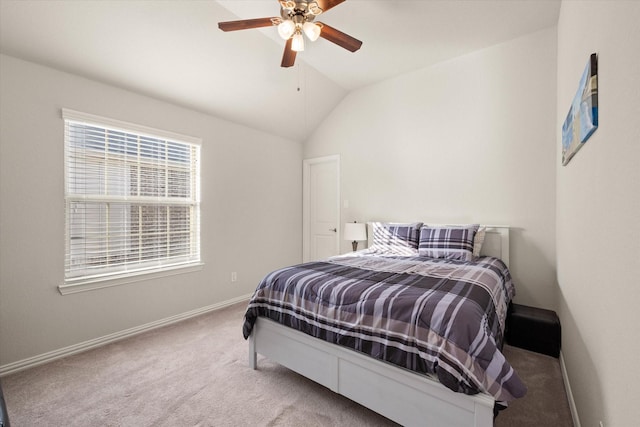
left=0, top=293, right=252, bottom=377
left=559, top=351, right=581, bottom=427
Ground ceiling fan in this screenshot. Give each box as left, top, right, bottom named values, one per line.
left=218, top=0, right=362, bottom=68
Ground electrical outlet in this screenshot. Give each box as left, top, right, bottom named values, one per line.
left=231, top=272, right=237, bottom=282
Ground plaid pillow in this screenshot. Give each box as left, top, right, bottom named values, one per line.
left=418, top=225, right=479, bottom=261
left=369, top=222, right=423, bottom=255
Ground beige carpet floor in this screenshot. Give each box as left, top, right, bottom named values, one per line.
left=1, top=302, right=573, bottom=426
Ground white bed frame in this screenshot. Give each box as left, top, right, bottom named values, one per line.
left=249, top=226, right=510, bottom=427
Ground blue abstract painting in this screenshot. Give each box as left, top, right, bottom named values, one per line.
left=562, top=53, right=598, bottom=166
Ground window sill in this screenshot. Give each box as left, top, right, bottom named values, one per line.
left=58, top=263, right=204, bottom=295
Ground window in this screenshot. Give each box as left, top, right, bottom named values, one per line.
left=62, top=109, right=201, bottom=293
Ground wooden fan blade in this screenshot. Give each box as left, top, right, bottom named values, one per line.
left=218, top=17, right=276, bottom=32
left=315, top=0, right=346, bottom=13
left=317, top=22, right=362, bottom=52
left=281, top=38, right=297, bottom=67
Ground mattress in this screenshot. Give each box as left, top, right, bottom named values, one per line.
left=243, top=251, right=526, bottom=403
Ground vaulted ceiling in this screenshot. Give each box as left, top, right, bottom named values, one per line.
left=0, top=0, right=561, bottom=141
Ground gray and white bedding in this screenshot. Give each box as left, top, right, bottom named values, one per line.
left=243, top=250, right=526, bottom=403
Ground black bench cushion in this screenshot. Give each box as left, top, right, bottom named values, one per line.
left=506, top=303, right=561, bottom=358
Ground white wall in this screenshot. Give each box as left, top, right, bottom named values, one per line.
left=556, top=2, right=640, bottom=426
left=0, top=55, right=302, bottom=367
left=304, top=27, right=558, bottom=309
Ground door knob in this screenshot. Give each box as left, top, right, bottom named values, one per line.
left=329, top=228, right=337, bottom=232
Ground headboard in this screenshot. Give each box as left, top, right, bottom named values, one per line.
left=476, top=226, right=510, bottom=267
left=365, top=223, right=510, bottom=267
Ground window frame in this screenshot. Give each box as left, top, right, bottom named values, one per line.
left=59, top=109, right=203, bottom=295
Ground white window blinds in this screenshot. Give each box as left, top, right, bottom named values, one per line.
left=63, top=109, right=201, bottom=287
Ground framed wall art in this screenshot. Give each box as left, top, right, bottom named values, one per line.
left=562, top=53, right=598, bottom=166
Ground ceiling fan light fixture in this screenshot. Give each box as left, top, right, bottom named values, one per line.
left=308, top=2, right=323, bottom=16
left=277, top=19, right=296, bottom=40
left=291, top=31, right=305, bottom=52
left=302, top=21, right=321, bottom=41
left=279, top=0, right=296, bottom=10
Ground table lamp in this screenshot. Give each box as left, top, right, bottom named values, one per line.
left=343, top=222, right=367, bottom=251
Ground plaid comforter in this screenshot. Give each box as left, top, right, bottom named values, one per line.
left=242, top=252, right=527, bottom=403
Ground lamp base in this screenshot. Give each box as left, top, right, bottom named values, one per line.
left=351, top=241, right=358, bottom=252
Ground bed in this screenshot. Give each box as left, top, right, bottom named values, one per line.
left=243, top=223, right=525, bottom=427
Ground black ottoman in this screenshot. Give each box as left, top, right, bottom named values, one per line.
left=505, top=303, right=561, bottom=358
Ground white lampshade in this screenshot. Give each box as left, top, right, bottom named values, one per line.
left=291, top=31, right=305, bottom=52
left=343, top=222, right=367, bottom=242
left=302, top=22, right=321, bottom=42
left=277, top=20, right=295, bottom=40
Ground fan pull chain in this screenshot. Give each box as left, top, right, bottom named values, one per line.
left=297, top=63, right=308, bottom=136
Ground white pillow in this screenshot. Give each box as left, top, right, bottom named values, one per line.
left=473, top=226, right=486, bottom=257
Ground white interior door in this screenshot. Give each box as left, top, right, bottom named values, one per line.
left=303, top=155, right=340, bottom=262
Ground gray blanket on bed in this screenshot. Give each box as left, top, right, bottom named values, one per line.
left=243, top=252, right=527, bottom=403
